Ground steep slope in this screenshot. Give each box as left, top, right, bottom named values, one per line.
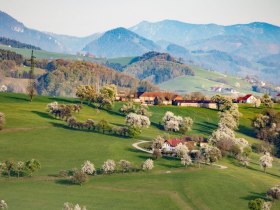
left=83, top=27, right=160, bottom=58
left=123, top=52, right=194, bottom=84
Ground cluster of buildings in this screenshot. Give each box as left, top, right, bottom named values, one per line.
left=116, top=91, right=279, bottom=109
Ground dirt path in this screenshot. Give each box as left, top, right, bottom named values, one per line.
left=132, top=140, right=228, bottom=169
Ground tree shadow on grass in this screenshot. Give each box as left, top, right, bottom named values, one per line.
left=31, top=111, right=52, bottom=119
left=238, top=124, right=256, bottom=138
left=55, top=179, right=73, bottom=186
left=4, top=95, right=29, bottom=102
left=240, top=191, right=267, bottom=201
left=48, top=97, right=79, bottom=104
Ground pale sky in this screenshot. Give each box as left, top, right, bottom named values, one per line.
left=0, top=0, right=279, bottom=37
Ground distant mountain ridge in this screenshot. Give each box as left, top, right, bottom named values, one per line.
left=1, top=10, right=280, bottom=84
left=83, top=27, right=160, bottom=58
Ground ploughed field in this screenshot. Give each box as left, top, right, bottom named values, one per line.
left=0, top=92, right=279, bottom=210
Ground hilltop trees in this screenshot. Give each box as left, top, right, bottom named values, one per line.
left=76, top=84, right=117, bottom=109
left=0, top=112, right=5, bottom=130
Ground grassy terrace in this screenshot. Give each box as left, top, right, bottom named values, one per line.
left=0, top=92, right=279, bottom=209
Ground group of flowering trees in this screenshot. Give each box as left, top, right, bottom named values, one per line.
left=0, top=159, right=41, bottom=177
left=161, top=111, right=193, bottom=134
left=76, top=84, right=117, bottom=110
left=0, top=112, right=5, bottom=130
left=119, top=102, right=151, bottom=137
left=61, top=158, right=154, bottom=186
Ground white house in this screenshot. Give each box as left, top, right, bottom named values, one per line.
left=237, top=94, right=257, bottom=104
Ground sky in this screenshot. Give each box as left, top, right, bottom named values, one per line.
left=0, top=0, right=279, bottom=37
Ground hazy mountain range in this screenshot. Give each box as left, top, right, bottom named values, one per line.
left=0, top=10, right=280, bottom=84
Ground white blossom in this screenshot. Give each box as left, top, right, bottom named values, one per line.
left=118, top=160, right=131, bottom=172
left=81, top=160, right=95, bottom=175
left=102, top=159, right=116, bottom=174
left=47, top=101, right=59, bottom=112
left=174, top=143, right=189, bottom=158
left=233, top=138, right=249, bottom=152
left=259, top=152, right=273, bottom=172
left=0, top=200, right=8, bottom=210
left=181, top=154, right=193, bottom=166
left=125, top=113, right=150, bottom=128
left=142, top=159, right=154, bottom=171
left=63, top=202, right=87, bottom=210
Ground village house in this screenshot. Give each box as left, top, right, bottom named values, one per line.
left=174, top=100, right=217, bottom=109
left=237, top=94, right=257, bottom=104
left=138, top=92, right=182, bottom=105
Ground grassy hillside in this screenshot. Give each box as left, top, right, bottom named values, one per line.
left=0, top=92, right=280, bottom=210
left=159, top=65, right=258, bottom=96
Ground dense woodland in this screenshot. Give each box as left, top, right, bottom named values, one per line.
left=123, top=53, right=194, bottom=84
left=37, top=61, right=158, bottom=96
left=0, top=37, right=41, bottom=50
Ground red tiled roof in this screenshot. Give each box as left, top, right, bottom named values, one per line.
left=277, top=93, right=280, bottom=97
left=237, top=94, right=253, bottom=101
left=165, top=139, right=183, bottom=147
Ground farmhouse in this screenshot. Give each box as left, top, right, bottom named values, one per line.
left=138, top=92, right=182, bottom=105
left=162, top=139, right=184, bottom=152
left=237, top=94, right=257, bottom=103
left=174, top=100, right=217, bottom=109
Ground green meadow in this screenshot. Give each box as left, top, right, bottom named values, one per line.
left=0, top=92, right=279, bottom=210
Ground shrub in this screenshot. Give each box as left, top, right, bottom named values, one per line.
left=152, top=149, right=162, bottom=159
left=259, top=152, right=273, bottom=173
left=81, top=160, right=95, bottom=175
left=248, top=198, right=264, bottom=210
left=142, top=159, right=154, bottom=171
left=200, top=145, right=222, bottom=163
left=181, top=154, right=193, bottom=167
left=267, top=184, right=280, bottom=200
left=25, top=159, right=41, bottom=176
left=102, top=160, right=116, bottom=174
left=71, top=171, right=87, bottom=185
left=0, top=112, right=5, bottom=130
left=174, top=143, right=189, bottom=158
left=118, top=160, right=132, bottom=173
left=0, top=200, right=8, bottom=210
left=63, top=202, right=87, bottom=210
left=127, top=126, right=141, bottom=137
